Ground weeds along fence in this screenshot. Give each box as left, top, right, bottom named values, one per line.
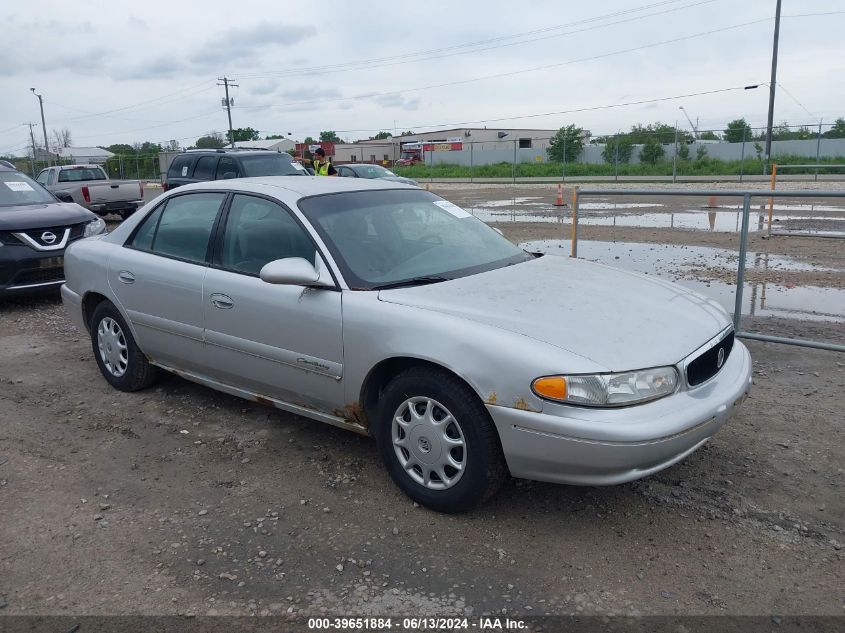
left=393, top=122, right=845, bottom=182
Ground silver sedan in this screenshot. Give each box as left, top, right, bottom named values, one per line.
left=61, top=177, right=752, bottom=513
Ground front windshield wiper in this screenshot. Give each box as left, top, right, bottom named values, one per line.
left=371, top=275, right=451, bottom=291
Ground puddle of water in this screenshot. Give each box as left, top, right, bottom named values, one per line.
left=718, top=203, right=845, bottom=212
left=519, top=240, right=845, bottom=323
left=474, top=207, right=845, bottom=234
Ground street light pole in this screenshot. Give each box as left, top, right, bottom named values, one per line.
left=30, top=88, right=50, bottom=166
left=764, top=0, right=782, bottom=165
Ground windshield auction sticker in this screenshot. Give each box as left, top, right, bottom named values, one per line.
left=432, top=199, right=472, bottom=218
left=4, top=181, right=34, bottom=191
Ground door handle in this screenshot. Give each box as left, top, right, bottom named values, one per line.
left=210, top=293, right=234, bottom=309
left=118, top=271, right=135, bottom=284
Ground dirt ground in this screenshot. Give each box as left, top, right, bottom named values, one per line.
left=0, top=183, right=843, bottom=619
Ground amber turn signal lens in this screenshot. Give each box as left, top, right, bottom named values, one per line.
left=532, top=376, right=567, bottom=401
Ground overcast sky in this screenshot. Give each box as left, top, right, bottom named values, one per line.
left=2, top=0, right=844, bottom=153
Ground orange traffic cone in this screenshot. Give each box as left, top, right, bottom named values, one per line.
left=554, top=183, right=564, bottom=206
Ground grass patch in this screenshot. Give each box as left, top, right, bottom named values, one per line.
left=394, top=155, right=845, bottom=179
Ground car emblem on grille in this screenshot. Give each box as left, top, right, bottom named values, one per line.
left=716, top=347, right=726, bottom=369
left=40, top=231, right=57, bottom=245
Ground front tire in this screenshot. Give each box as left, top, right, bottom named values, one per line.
left=376, top=367, right=506, bottom=513
left=90, top=301, right=157, bottom=391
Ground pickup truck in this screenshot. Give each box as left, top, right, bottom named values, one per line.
left=36, top=164, right=144, bottom=219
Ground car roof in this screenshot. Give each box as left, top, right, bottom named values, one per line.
left=175, top=175, right=415, bottom=198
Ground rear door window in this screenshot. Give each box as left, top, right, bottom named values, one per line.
left=168, top=155, right=194, bottom=179
left=130, top=192, right=226, bottom=264
left=192, top=156, right=218, bottom=181
left=216, top=156, right=241, bottom=179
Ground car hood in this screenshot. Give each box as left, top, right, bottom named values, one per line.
left=382, top=176, right=418, bottom=186
left=378, top=255, right=730, bottom=371
left=0, top=202, right=94, bottom=230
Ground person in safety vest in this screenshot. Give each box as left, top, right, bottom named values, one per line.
left=312, top=147, right=337, bottom=176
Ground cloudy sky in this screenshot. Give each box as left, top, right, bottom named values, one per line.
left=2, top=0, right=844, bottom=153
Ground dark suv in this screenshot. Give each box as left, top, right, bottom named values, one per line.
left=163, top=149, right=307, bottom=190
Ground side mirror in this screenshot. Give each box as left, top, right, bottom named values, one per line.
left=259, top=257, right=334, bottom=288
left=55, top=191, right=74, bottom=203
left=222, top=172, right=238, bottom=180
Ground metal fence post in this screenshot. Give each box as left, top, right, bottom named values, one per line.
left=739, top=126, right=746, bottom=183
left=733, top=193, right=752, bottom=331
left=767, top=163, right=777, bottom=235
left=570, top=186, right=579, bottom=258
left=614, top=134, right=620, bottom=182
left=512, top=139, right=516, bottom=184
left=815, top=119, right=823, bottom=182
left=672, top=122, right=678, bottom=184
left=562, top=139, right=566, bottom=182
left=469, top=141, right=473, bottom=184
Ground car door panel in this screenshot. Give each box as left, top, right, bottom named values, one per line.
left=203, top=193, right=344, bottom=412
left=203, top=270, right=344, bottom=411
left=108, top=248, right=208, bottom=371
left=107, top=191, right=226, bottom=373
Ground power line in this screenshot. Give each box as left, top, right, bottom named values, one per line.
left=48, top=80, right=216, bottom=124
left=241, top=0, right=714, bottom=79
left=312, top=85, right=758, bottom=135
left=242, top=17, right=777, bottom=113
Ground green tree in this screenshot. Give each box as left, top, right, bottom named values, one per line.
left=400, top=130, right=414, bottom=136
left=195, top=132, right=226, bottom=149
left=699, top=130, right=720, bottom=141
left=628, top=122, right=691, bottom=145
left=696, top=145, right=708, bottom=161
left=230, top=127, right=260, bottom=142
left=547, top=124, right=584, bottom=162
left=265, top=133, right=289, bottom=140
left=724, top=118, right=752, bottom=143
left=303, top=136, right=316, bottom=145
left=319, top=131, right=341, bottom=143
left=106, top=143, right=135, bottom=155
left=601, top=135, right=634, bottom=164
left=639, top=137, right=665, bottom=165
left=676, top=142, right=690, bottom=161
left=370, top=131, right=392, bottom=140
left=822, top=118, right=845, bottom=139
left=138, top=141, right=162, bottom=154
left=163, top=139, right=181, bottom=152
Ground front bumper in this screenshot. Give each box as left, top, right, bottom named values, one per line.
left=488, top=341, right=752, bottom=485
left=0, top=244, right=66, bottom=294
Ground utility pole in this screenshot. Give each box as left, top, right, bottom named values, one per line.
left=26, top=122, right=37, bottom=176
left=217, top=77, right=238, bottom=148
left=30, top=88, right=50, bottom=166
left=764, top=0, right=782, bottom=164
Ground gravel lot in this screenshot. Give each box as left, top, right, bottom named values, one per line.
left=1, top=182, right=842, bottom=618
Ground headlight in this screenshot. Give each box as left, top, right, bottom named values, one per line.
left=83, top=217, right=106, bottom=237
left=532, top=366, right=679, bottom=407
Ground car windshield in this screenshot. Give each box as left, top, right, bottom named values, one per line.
left=298, top=189, right=531, bottom=290
left=239, top=154, right=302, bottom=177
left=0, top=171, right=55, bottom=206
left=57, top=167, right=106, bottom=182
left=356, top=165, right=395, bottom=178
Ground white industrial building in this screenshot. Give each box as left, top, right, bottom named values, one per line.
left=333, top=127, right=588, bottom=164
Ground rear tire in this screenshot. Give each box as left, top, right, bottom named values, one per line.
left=375, top=366, right=506, bottom=513
left=90, top=301, right=157, bottom=392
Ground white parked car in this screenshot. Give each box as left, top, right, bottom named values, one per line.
left=61, top=177, right=752, bottom=512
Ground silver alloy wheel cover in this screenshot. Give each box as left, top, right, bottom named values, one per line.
left=392, top=396, right=466, bottom=490
left=97, top=317, right=129, bottom=378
